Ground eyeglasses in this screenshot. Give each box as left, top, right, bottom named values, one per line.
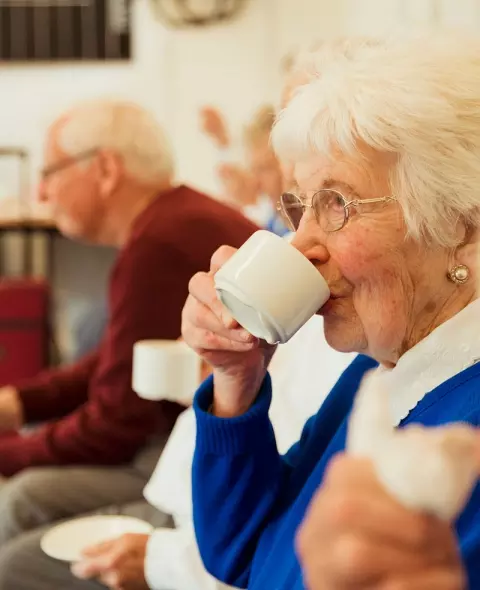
left=40, top=148, right=99, bottom=180
left=278, top=189, right=397, bottom=232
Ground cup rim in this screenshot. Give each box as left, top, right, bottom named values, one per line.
left=215, top=277, right=287, bottom=344
left=217, top=230, right=328, bottom=289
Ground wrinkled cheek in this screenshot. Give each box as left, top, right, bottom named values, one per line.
left=334, top=233, right=391, bottom=286
left=350, top=268, right=404, bottom=308
left=352, top=270, right=408, bottom=352
left=336, top=252, right=374, bottom=286
left=338, top=249, right=405, bottom=320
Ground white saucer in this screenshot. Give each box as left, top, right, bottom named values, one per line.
left=40, top=515, right=154, bottom=563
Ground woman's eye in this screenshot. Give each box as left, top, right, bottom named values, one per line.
left=325, top=192, right=345, bottom=211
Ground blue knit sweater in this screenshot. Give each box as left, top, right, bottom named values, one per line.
left=193, top=355, right=480, bottom=589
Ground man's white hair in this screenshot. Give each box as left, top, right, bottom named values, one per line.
left=272, top=33, right=480, bottom=247
left=57, top=100, right=174, bottom=184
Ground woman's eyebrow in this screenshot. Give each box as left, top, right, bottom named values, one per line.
left=322, top=178, right=357, bottom=193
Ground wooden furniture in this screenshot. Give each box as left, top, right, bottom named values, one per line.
left=0, top=147, right=58, bottom=280
left=0, top=147, right=58, bottom=366
left=0, top=0, right=131, bottom=62
left=0, top=218, right=58, bottom=280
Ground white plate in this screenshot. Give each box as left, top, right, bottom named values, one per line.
left=40, top=515, right=154, bottom=563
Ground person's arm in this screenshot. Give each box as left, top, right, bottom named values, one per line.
left=15, top=351, right=99, bottom=423
left=192, top=355, right=375, bottom=588
left=0, top=240, right=185, bottom=476
left=0, top=350, right=99, bottom=433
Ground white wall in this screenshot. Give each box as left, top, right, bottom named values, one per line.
left=343, top=0, right=480, bottom=35
left=439, top=0, right=480, bottom=30
left=163, top=0, right=349, bottom=195
left=162, top=0, right=278, bottom=195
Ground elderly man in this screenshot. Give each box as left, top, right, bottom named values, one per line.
left=0, top=99, right=257, bottom=544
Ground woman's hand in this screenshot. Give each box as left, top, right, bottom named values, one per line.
left=182, top=246, right=276, bottom=417
left=297, top=455, right=466, bottom=590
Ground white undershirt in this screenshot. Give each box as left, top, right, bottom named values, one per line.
left=377, top=298, right=480, bottom=426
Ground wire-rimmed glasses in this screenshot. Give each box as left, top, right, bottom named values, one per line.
left=278, top=188, right=396, bottom=232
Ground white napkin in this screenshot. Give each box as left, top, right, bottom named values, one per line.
left=347, top=370, right=479, bottom=521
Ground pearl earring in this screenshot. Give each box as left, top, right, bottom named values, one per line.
left=447, top=264, right=470, bottom=285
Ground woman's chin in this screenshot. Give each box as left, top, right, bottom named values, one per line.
left=322, top=313, right=364, bottom=354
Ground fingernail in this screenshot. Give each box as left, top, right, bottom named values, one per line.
left=239, top=330, right=254, bottom=342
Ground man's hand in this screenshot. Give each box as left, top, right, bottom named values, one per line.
left=71, top=533, right=150, bottom=590
left=217, top=163, right=259, bottom=208
left=297, top=455, right=466, bottom=590
left=199, top=107, right=230, bottom=148
left=0, top=386, right=23, bottom=432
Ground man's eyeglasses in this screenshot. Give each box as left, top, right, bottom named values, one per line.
left=40, top=148, right=99, bottom=180
left=278, top=189, right=397, bottom=233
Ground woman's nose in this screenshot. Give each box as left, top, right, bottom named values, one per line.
left=290, top=225, right=330, bottom=265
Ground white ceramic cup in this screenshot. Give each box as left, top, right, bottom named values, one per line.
left=214, top=230, right=330, bottom=344
left=132, top=340, right=201, bottom=404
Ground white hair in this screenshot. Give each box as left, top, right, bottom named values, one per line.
left=57, top=100, right=175, bottom=184
left=272, top=33, right=480, bottom=247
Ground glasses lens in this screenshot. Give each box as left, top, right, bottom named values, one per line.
left=313, top=189, right=347, bottom=232
left=280, top=192, right=304, bottom=231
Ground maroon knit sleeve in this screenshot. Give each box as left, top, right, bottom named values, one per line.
left=16, top=351, right=99, bottom=423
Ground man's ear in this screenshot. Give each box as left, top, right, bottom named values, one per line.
left=94, top=150, right=123, bottom=199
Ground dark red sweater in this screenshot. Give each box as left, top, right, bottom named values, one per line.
left=0, top=186, right=257, bottom=476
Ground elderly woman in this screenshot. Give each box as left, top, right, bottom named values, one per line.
left=182, top=34, right=480, bottom=589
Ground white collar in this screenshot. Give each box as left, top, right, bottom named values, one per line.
left=374, top=298, right=480, bottom=426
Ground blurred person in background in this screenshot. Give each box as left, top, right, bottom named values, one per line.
left=0, top=316, right=353, bottom=590
left=200, top=105, right=288, bottom=235
left=0, top=99, right=257, bottom=545
left=198, top=45, right=328, bottom=235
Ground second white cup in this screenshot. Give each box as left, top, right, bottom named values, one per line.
left=132, top=340, right=201, bottom=405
